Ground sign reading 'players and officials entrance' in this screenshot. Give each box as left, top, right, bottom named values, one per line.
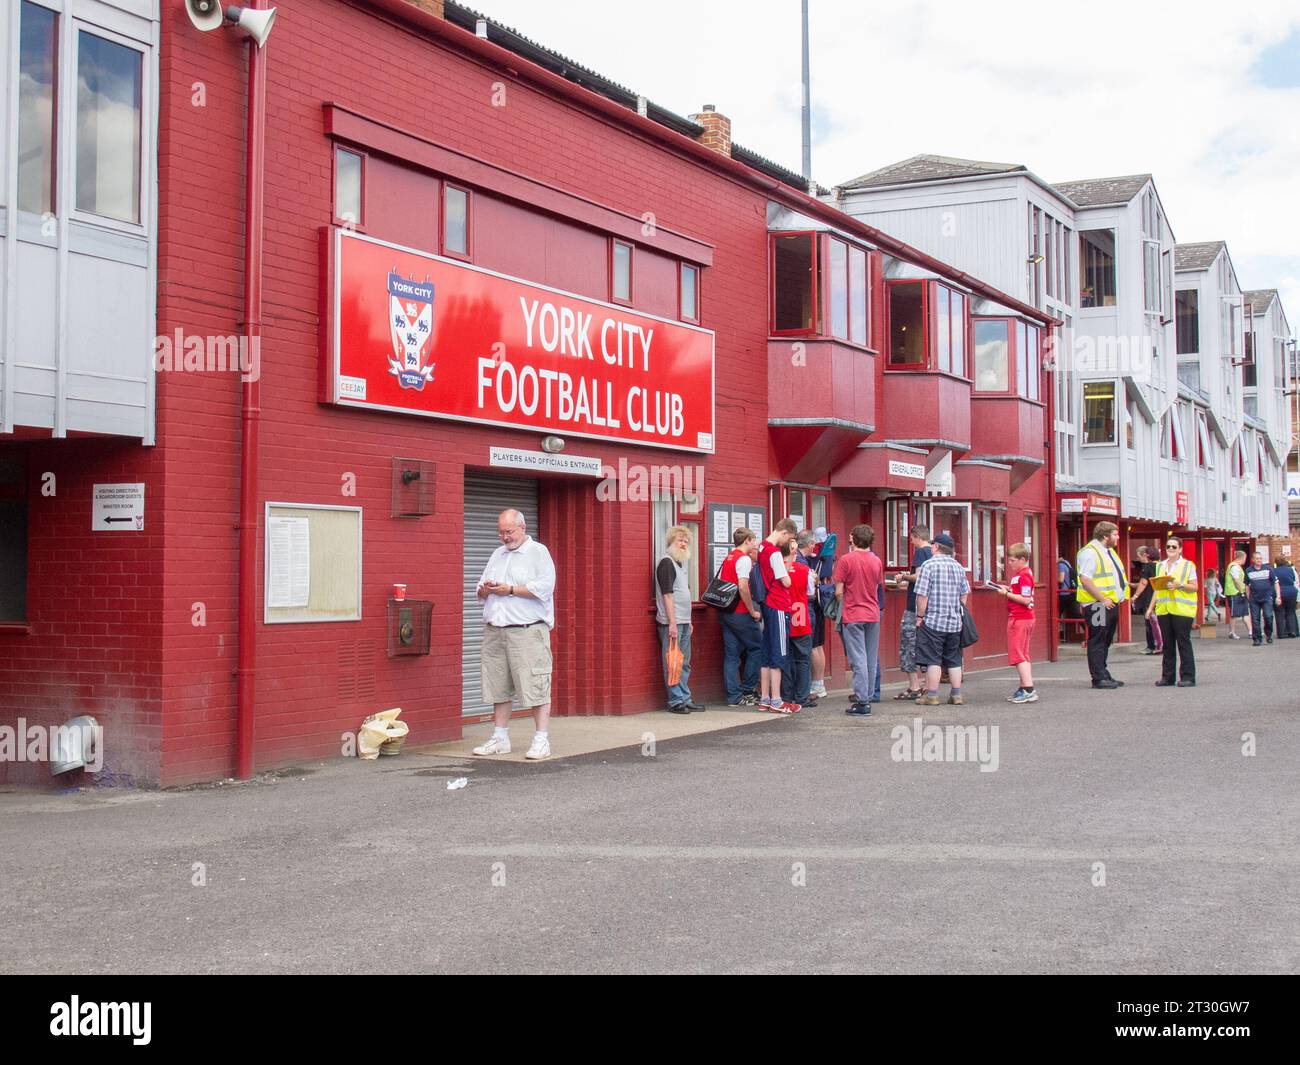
left=325, top=229, right=716, bottom=453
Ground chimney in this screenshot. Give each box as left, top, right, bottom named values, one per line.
left=405, top=0, right=445, bottom=17
left=690, top=104, right=732, bottom=157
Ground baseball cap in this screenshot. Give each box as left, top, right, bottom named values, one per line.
left=933, top=532, right=955, bottom=549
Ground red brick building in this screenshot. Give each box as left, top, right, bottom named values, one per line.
left=0, top=0, right=1055, bottom=786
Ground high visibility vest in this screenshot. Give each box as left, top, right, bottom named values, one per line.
left=1076, top=542, right=1128, bottom=604
left=1155, top=558, right=1198, bottom=618
left=1223, top=563, right=1244, bottom=597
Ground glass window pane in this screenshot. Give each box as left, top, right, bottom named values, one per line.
left=444, top=185, right=468, bottom=255
left=935, top=286, right=951, bottom=374
left=773, top=233, right=815, bottom=332
left=829, top=238, right=848, bottom=340
left=1079, top=229, right=1116, bottom=308
left=335, top=149, right=362, bottom=225
left=1027, top=326, right=1039, bottom=400
left=1016, top=321, right=1029, bottom=397
left=787, top=489, right=806, bottom=531
left=76, top=31, right=143, bottom=224
left=973, top=319, right=1009, bottom=392
left=18, top=2, right=58, bottom=216
left=811, top=493, right=826, bottom=532
left=931, top=503, right=970, bottom=570
left=1083, top=382, right=1116, bottom=444
left=849, top=247, right=867, bottom=345
left=681, top=264, right=698, bottom=321
left=889, top=282, right=926, bottom=366
left=951, top=292, right=965, bottom=376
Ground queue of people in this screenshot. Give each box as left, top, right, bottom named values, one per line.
left=466, top=506, right=1291, bottom=765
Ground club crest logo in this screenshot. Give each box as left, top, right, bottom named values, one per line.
left=388, top=270, right=436, bottom=391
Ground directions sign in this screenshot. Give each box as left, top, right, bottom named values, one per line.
left=92, top=483, right=145, bottom=531
left=326, top=229, right=716, bottom=453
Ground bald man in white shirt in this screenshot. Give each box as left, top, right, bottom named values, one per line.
left=472, top=509, right=556, bottom=760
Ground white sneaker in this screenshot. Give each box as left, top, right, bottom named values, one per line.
left=472, top=735, right=511, bottom=756
left=525, top=736, right=551, bottom=761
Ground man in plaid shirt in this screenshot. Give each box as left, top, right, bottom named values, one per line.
left=914, top=532, right=970, bottom=706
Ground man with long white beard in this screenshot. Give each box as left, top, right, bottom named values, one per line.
left=656, top=526, right=703, bottom=712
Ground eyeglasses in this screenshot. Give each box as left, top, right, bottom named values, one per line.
left=1166, top=544, right=1179, bottom=550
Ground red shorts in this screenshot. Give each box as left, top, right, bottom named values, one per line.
left=1007, top=617, right=1034, bottom=665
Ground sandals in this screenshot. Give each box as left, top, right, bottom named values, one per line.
left=894, top=688, right=923, bottom=701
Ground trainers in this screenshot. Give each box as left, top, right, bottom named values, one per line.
left=845, top=703, right=872, bottom=717
left=781, top=702, right=802, bottom=714
left=738, top=693, right=759, bottom=706
left=947, top=693, right=964, bottom=706
left=809, top=684, right=828, bottom=699
left=1006, top=688, right=1025, bottom=702
left=1010, top=689, right=1038, bottom=704
left=472, top=735, right=511, bottom=756
left=759, top=698, right=786, bottom=714
left=525, top=736, right=550, bottom=760
left=917, top=693, right=941, bottom=706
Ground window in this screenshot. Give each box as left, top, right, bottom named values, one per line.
left=828, top=238, right=848, bottom=340
left=885, top=498, right=928, bottom=568
left=651, top=493, right=701, bottom=603
left=974, top=319, right=1009, bottom=392
left=888, top=281, right=926, bottom=366
left=935, top=285, right=951, bottom=373
left=786, top=488, right=807, bottom=532
left=1176, top=290, right=1199, bottom=354
left=75, top=30, right=143, bottom=224
left=611, top=240, right=633, bottom=303
left=0, top=459, right=28, bottom=625
left=930, top=502, right=971, bottom=571
left=1196, top=412, right=1213, bottom=469
left=771, top=232, right=817, bottom=334
left=1257, top=436, right=1267, bottom=483
left=1082, top=382, right=1116, bottom=445
left=974, top=508, right=1005, bottom=583
left=1016, top=322, right=1031, bottom=400
left=1079, top=230, right=1116, bottom=308
left=334, top=148, right=363, bottom=226
left=1125, top=401, right=1135, bottom=449
left=442, top=184, right=469, bottom=257
left=1221, top=296, right=1240, bottom=358
left=811, top=493, right=827, bottom=533
left=1162, top=408, right=1186, bottom=462
left=1024, top=514, right=1042, bottom=584
left=18, top=1, right=58, bottom=216
left=848, top=245, right=868, bottom=345
left=949, top=290, right=967, bottom=376
left=1243, top=330, right=1257, bottom=388
left=680, top=263, right=699, bottom=323
left=1143, top=240, right=1161, bottom=313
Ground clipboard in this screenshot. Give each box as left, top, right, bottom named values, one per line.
left=1147, top=574, right=1174, bottom=591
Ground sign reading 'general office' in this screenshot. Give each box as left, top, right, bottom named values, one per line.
left=326, top=229, right=716, bottom=453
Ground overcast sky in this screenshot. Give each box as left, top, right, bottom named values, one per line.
left=473, top=0, right=1300, bottom=329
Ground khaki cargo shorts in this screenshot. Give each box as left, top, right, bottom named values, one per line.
left=481, top=622, right=553, bottom=707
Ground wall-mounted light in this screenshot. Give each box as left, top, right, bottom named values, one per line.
left=541, top=436, right=566, bottom=454
left=1027, top=254, right=1045, bottom=265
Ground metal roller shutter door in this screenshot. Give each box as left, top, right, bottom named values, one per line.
left=461, top=472, right=540, bottom=716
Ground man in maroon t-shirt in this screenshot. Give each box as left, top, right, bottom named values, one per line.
left=833, top=524, right=884, bottom=715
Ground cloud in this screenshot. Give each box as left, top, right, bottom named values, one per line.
left=473, top=0, right=1300, bottom=326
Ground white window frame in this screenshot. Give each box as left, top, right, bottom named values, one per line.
left=67, top=19, right=151, bottom=236
left=929, top=500, right=973, bottom=573
left=1081, top=379, right=1118, bottom=447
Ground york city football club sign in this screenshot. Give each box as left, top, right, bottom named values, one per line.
left=388, top=273, right=435, bottom=391
left=326, top=229, right=716, bottom=453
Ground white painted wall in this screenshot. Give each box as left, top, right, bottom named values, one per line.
left=0, top=0, right=158, bottom=442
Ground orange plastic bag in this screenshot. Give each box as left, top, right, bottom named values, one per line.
left=664, top=635, right=684, bottom=687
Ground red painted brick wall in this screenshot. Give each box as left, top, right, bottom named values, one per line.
left=0, top=440, right=163, bottom=785
left=149, top=2, right=776, bottom=783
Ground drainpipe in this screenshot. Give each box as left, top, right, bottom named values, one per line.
left=1046, top=324, right=1060, bottom=662
left=236, top=4, right=269, bottom=779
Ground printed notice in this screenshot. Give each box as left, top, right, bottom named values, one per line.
left=730, top=511, right=746, bottom=534
left=713, top=546, right=729, bottom=575
left=749, top=512, right=763, bottom=533
left=267, top=517, right=311, bottom=609
left=712, top=510, right=731, bottom=544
